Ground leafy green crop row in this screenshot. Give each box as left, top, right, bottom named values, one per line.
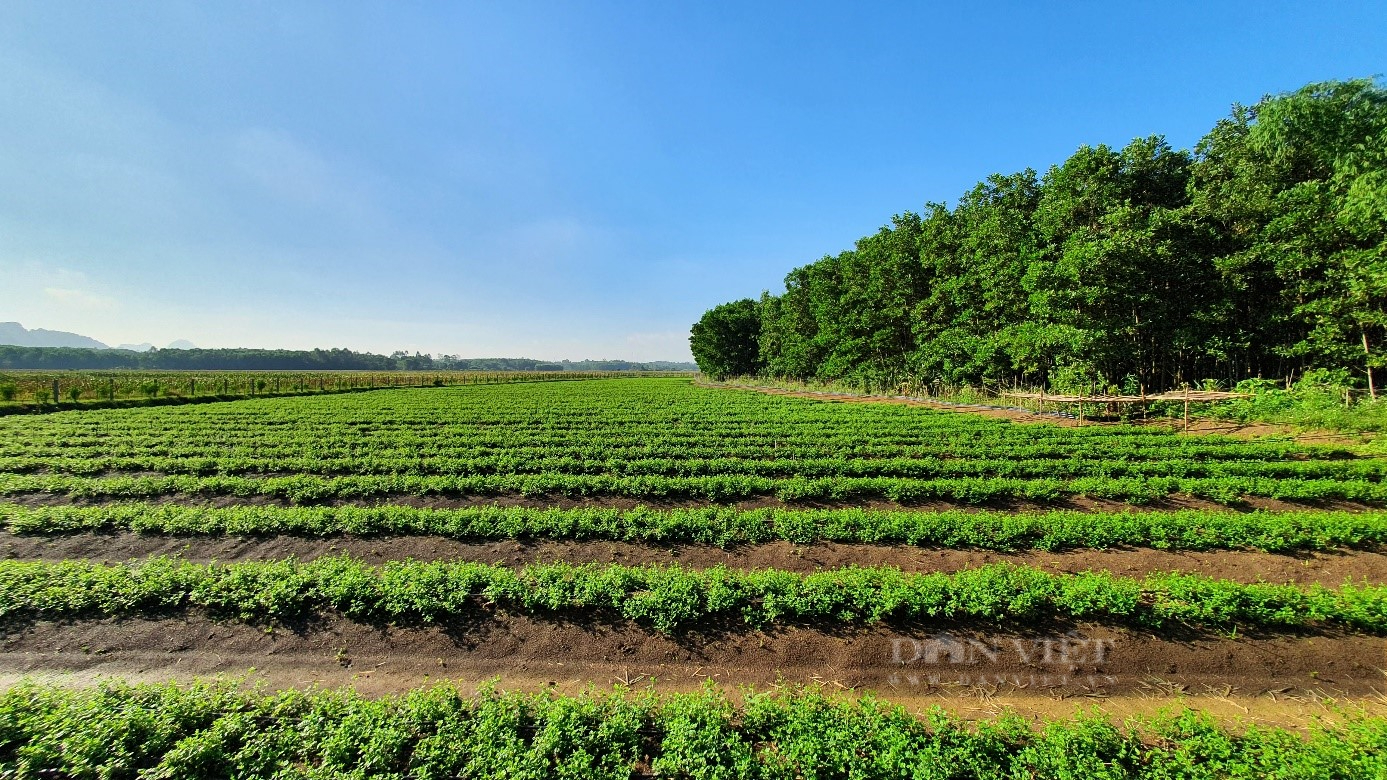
left=5, top=471, right=1385, bottom=504
left=4, top=680, right=1385, bottom=779
left=7, top=502, right=1387, bottom=553
left=8, top=451, right=1383, bottom=480
left=1, top=556, right=1383, bottom=634
left=0, top=436, right=1322, bottom=462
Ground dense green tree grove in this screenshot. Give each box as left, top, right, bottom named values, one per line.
left=692, top=79, right=1387, bottom=394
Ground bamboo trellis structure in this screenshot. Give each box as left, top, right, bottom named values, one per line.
left=1000, top=389, right=1251, bottom=431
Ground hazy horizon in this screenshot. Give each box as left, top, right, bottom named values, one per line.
left=2, top=2, right=1383, bottom=362
left=0, top=319, right=697, bottom=364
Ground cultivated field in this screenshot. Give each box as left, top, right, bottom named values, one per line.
left=0, top=369, right=689, bottom=411
left=2, top=377, right=1386, bottom=775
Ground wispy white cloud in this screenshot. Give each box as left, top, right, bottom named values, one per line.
left=42, top=286, right=119, bottom=311
left=232, top=127, right=373, bottom=217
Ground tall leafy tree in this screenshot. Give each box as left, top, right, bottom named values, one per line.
left=1251, top=80, right=1387, bottom=395
left=689, top=298, right=762, bottom=380
left=916, top=173, right=1042, bottom=386
left=1027, top=137, right=1196, bottom=390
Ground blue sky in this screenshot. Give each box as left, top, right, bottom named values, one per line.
left=1, top=2, right=1383, bottom=360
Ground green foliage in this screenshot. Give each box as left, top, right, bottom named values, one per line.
left=701, top=78, right=1387, bottom=395
left=0, top=556, right=1382, bottom=634
left=2, top=681, right=1385, bottom=778
left=1178, top=378, right=1387, bottom=432
left=691, top=298, right=764, bottom=380
left=6, top=503, right=1386, bottom=554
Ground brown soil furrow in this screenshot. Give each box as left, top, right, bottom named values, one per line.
left=1, top=616, right=1383, bottom=727
left=3, top=533, right=1386, bottom=585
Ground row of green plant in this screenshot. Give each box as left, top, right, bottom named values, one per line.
left=4, top=471, right=1383, bottom=504
left=4, top=680, right=1386, bottom=779
left=1, top=556, right=1383, bottom=634
left=7, top=451, right=1380, bottom=481
left=7, top=503, right=1386, bottom=553
left=0, top=436, right=1326, bottom=463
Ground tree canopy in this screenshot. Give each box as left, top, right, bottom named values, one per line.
left=690, top=79, right=1387, bottom=395
left=689, top=299, right=763, bottom=380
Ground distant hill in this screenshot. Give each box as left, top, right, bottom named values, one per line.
left=0, top=322, right=202, bottom=353
left=0, top=322, right=108, bottom=350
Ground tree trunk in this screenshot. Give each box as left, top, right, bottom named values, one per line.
left=1364, top=329, right=1377, bottom=401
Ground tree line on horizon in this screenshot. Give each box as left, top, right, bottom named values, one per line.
left=690, top=79, right=1387, bottom=397
left=0, top=345, right=695, bottom=373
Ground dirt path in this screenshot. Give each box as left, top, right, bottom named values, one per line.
left=2, top=615, right=1382, bottom=729
left=706, top=383, right=1088, bottom=426
left=708, top=383, right=1372, bottom=444
left=5, top=532, right=1386, bottom=586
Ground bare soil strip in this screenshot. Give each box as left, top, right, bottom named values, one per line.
left=4, top=532, right=1387, bottom=585
left=2, top=615, right=1382, bottom=729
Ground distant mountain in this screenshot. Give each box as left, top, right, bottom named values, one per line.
left=0, top=322, right=200, bottom=353
left=0, top=321, right=108, bottom=349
